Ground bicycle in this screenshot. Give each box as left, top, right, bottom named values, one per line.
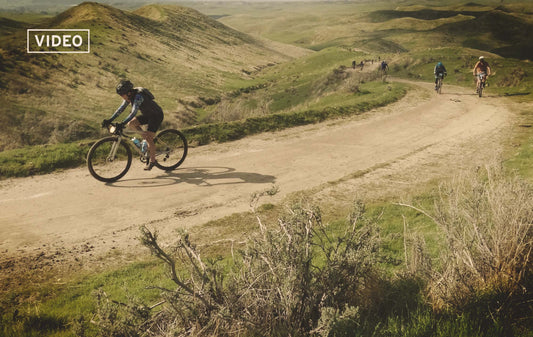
left=435, top=73, right=444, bottom=94
left=475, top=72, right=487, bottom=97
left=379, top=66, right=388, bottom=82
left=87, top=123, right=188, bottom=182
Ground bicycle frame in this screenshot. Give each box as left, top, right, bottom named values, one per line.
left=477, top=72, right=487, bottom=84
left=476, top=72, right=487, bottom=97
left=432, top=73, right=444, bottom=94
left=108, top=124, right=148, bottom=159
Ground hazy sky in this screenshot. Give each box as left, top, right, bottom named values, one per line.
left=0, top=0, right=344, bottom=12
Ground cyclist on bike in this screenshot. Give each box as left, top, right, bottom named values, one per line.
left=380, top=60, right=389, bottom=73
left=473, top=56, right=491, bottom=91
left=434, top=61, right=447, bottom=90
left=102, top=80, right=164, bottom=170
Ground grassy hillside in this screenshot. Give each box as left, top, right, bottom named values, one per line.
left=197, top=46, right=401, bottom=124
left=0, top=2, right=299, bottom=151
left=217, top=1, right=532, bottom=59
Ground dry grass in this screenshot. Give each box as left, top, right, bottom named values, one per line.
left=424, top=163, right=533, bottom=316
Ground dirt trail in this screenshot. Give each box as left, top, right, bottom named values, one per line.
left=0, top=80, right=512, bottom=265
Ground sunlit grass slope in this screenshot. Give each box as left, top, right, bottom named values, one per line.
left=199, top=46, right=404, bottom=124
left=0, top=2, right=299, bottom=151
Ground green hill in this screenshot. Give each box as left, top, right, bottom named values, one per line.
left=0, top=2, right=300, bottom=151
left=368, top=7, right=532, bottom=59
left=0, top=16, right=24, bottom=34
left=437, top=9, right=532, bottom=59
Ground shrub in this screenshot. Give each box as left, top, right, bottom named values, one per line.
left=232, top=203, right=381, bottom=336
left=426, top=164, right=533, bottom=324
left=91, top=202, right=384, bottom=336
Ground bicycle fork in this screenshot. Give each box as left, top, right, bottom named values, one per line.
left=107, top=137, right=122, bottom=162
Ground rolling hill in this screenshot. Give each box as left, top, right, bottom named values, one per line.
left=367, top=6, right=532, bottom=59
left=217, top=2, right=532, bottom=59
left=0, top=2, right=306, bottom=150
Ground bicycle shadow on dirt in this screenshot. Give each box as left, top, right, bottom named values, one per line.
left=106, top=166, right=276, bottom=188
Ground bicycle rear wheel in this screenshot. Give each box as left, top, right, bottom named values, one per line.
left=153, top=129, right=188, bottom=170
left=87, top=137, right=132, bottom=182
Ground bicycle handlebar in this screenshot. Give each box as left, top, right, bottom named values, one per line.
left=107, top=122, right=124, bottom=135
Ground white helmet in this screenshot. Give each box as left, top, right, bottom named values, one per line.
left=479, top=56, right=485, bottom=60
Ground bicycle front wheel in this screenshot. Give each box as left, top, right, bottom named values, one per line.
left=153, top=129, right=188, bottom=171
left=87, top=137, right=132, bottom=182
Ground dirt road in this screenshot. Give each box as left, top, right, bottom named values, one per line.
left=0, top=80, right=512, bottom=263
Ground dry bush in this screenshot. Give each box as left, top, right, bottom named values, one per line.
left=137, top=228, right=232, bottom=336
left=208, top=97, right=271, bottom=123
left=315, top=67, right=380, bottom=97
left=234, top=202, right=381, bottom=336
left=426, top=164, right=533, bottom=318
left=91, top=202, right=383, bottom=336
left=497, top=67, right=528, bottom=87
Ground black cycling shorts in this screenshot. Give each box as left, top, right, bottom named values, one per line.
left=136, top=114, right=163, bottom=133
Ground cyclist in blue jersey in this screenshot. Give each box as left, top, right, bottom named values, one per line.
left=380, top=60, right=388, bottom=72
left=102, top=80, right=164, bottom=170
left=434, top=62, right=447, bottom=90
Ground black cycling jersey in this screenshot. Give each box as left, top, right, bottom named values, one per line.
left=110, top=87, right=163, bottom=125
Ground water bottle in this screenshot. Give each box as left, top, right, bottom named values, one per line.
left=132, top=137, right=142, bottom=149
left=140, top=140, right=148, bottom=154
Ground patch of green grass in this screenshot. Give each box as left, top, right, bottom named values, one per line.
left=1, top=259, right=172, bottom=337
left=269, top=81, right=314, bottom=112
left=0, top=142, right=90, bottom=178
left=507, top=135, right=533, bottom=181
left=371, top=308, right=518, bottom=337
left=264, top=47, right=360, bottom=80
left=504, top=104, right=533, bottom=182
left=369, top=199, right=442, bottom=270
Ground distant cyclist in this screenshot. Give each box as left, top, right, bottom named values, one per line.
left=473, top=56, right=491, bottom=91
left=102, top=80, right=164, bottom=171
left=434, top=62, right=447, bottom=90
left=380, top=60, right=389, bottom=73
